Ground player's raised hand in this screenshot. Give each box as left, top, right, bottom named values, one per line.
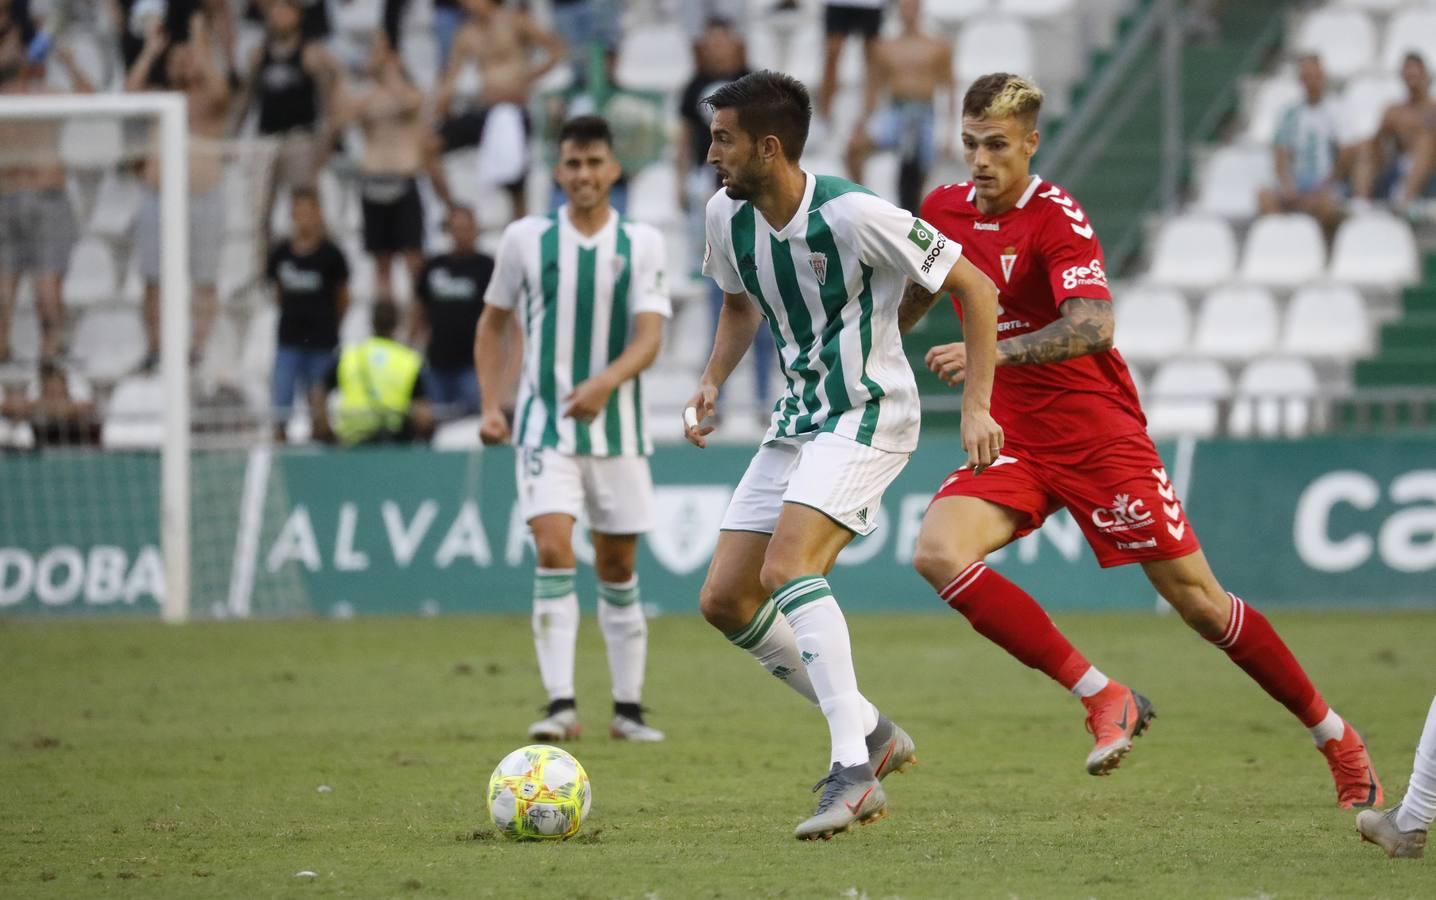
left=562, top=376, right=613, bottom=422
left=961, top=407, right=1004, bottom=475
left=926, top=342, right=967, bottom=387
left=479, top=409, right=511, bottom=446
left=682, top=383, right=719, bottom=449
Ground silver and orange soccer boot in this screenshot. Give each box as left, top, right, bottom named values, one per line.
left=528, top=705, right=582, bottom=741
left=1081, top=682, right=1156, bottom=775
left=866, top=714, right=917, bottom=780
left=1357, top=807, right=1427, bottom=859
left=794, top=761, right=887, bottom=841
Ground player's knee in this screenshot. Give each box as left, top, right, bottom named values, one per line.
left=911, top=535, right=980, bottom=591
left=757, top=555, right=808, bottom=596
left=593, top=555, right=633, bottom=585
left=697, top=580, right=746, bottom=633
left=532, top=539, right=576, bottom=571
left=1160, top=581, right=1227, bottom=639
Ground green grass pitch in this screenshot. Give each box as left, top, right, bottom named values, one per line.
left=2, top=611, right=1434, bottom=898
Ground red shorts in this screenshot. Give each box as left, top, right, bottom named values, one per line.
left=931, top=433, right=1201, bottom=568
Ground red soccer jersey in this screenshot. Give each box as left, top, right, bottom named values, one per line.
left=919, top=175, right=1147, bottom=453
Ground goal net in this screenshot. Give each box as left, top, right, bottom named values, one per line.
left=0, top=91, right=314, bottom=622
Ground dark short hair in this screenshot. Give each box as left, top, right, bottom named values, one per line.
left=1405, top=51, right=1428, bottom=69
left=703, top=70, right=811, bottom=161
left=371, top=299, right=400, bottom=337
left=291, top=186, right=320, bottom=208
left=446, top=204, right=476, bottom=226
left=557, top=115, right=614, bottom=149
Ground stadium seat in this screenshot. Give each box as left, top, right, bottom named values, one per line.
left=1239, top=214, right=1326, bottom=287
left=1328, top=212, right=1419, bottom=287
left=927, top=0, right=993, bottom=29
left=1281, top=283, right=1373, bottom=358
left=86, top=171, right=142, bottom=240
left=627, top=164, right=679, bottom=227
left=1146, top=215, right=1238, bottom=291
left=1191, top=285, right=1281, bottom=361
left=1194, top=143, right=1273, bottom=220
left=957, top=20, right=1035, bottom=86
left=1381, top=9, right=1436, bottom=72
left=101, top=375, right=164, bottom=449
left=1229, top=358, right=1320, bottom=438
left=616, top=22, right=695, bottom=91
left=71, top=309, right=146, bottom=381
left=1112, top=286, right=1191, bottom=364
left=1243, top=74, right=1302, bottom=144
left=4, top=308, right=40, bottom=364
left=998, top=0, right=1076, bottom=17
left=1341, top=73, right=1404, bottom=145
left=433, top=416, right=482, bottom=451
left=1293, top=8, right=1377, bottom=81
left=58, top=117, right=123, bottom=171
left=1335, top=0, right=1405, bottom=13
left=62, top=238, right=118, bottom=308
left=1146, top=359, right=1233, bottom=438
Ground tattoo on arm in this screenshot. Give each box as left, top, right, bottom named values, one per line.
left=999, top=298, right=1114, bottom=366
left=898, top=281, right=942, bottom=335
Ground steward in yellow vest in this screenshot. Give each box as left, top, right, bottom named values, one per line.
left=313, top=301, right=434, bottom=445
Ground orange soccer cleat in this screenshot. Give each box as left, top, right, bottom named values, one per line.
left=1081, top=682, right=1156, bottom=776
left=1319, top=723, right=1384, bottom=809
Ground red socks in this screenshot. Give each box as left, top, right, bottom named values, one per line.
left=940, top=562, right=1091, bottom=690
left=1210, top=594, right=1329, bottom=727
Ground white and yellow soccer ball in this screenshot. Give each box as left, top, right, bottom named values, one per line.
left=487, top=745, right=592, bottom=840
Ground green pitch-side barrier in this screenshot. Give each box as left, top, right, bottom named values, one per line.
left=2, top=436, right=1434, bottom=617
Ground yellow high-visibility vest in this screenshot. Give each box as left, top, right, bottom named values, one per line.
left=334, top=337, right=423, bottom=445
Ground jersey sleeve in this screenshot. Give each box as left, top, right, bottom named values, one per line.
left=702, top=197, right=745, bottom=294
left=630, top=226, right=673, bottom=318
left=482, top=222, right=529, bottom=311
left=842, top=192, right=962, bottom=294
left=1037, top=190, right=1112, bottom=307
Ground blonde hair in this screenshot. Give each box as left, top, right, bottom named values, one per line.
left=963, top=73, right=1045, bottom=129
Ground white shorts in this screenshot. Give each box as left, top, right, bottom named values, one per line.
left=720, top=432, right=909, bottom=536
left=515, top=446, right=655, bottom=535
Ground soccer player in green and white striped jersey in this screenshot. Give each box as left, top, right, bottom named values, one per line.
left=476, top=116, right=671, bottom=744
left=682, top=71, right=1004, bottom=839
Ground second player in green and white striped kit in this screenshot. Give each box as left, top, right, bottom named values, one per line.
left=684, top=71, right=1004, bottom=839
left=478, top=116, right=670, bottom=744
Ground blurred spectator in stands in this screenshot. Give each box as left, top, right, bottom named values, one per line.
left=238, top=0, right=344, bottom=254
left=109, top=0, right=236, bottom=86
left=0, top=358, right=98, bottom=446
left=244, top=0, right=329, bottom=42
left=846, top=0, right=952, bottom=214
left=1258, top=53, right=1349, bottom=234
left=127, top=13, right=231, bottom=372
left=678, top=1, right=747, bottom=57
left=549, top=0, right=618, bottom=93
left=311, top=299, right=433, bottom=445
left=410, top=205, right=493, bottom=418
left=344, top=33, right=425, bottom=307
left=0, top=23, right=92, bottom=364
left=430, top=0, right=464, bottom=70
left=267, top=187, right=349, bottom=443
left=816, top=0, right=885, bottom=124
left=426, top=0, right=565, bottom=219
left=677, top=19, right=774, bottom=418
left=1353, top=53, right=1436, bottom=214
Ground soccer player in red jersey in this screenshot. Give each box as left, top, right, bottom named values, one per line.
left=897, top=73, right=1383, bottom=807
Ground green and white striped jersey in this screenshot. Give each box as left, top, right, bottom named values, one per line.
left=486, top=206, right=672, bottom=457
left=704, top=173, right=962, bottom=452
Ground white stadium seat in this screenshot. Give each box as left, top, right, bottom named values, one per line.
left=1191, top=285, right=1281, bottom=362
left=1147, top=215, right=1238, bottom=291
left=58, top=117, right=124, bottom=171
left=616, top=23, right=695, bottom=91
left=62, top=238, right=117, bottom=308
left=101, top=376, right=164, bottom=449
left=1229, top=358, right=1320, bottom=438
left=958, top=20, right=1035, bottom=85
left=1341, top=73, right=1405, bottom=145
left=1335, top=0, right=1405, bottom=13
left=1146, top=359, right=1233, bottom=439
left=1328, top=212, right=1419, bottom=288
left=1195, top=143, right=1273, bottom=220
left=1239, top=214, right=1326, bottom=287
left=1381, top=9, right=1436, bottom=72
left=1293, top=8, right=1377, bottom=81
left=998, top=0, right=1076, bottom=17
left=1113, top=286, right=1191, bottom=364
left=71, top=309, right=146, bottom=381
left=928, top=0, right=993, bottom=28
left=1281, top=283, right=1373, bottom=359
left=1244, top=74, right=1302, bottom=144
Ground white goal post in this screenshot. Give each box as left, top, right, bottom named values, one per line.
left=0, top=92, right=190, bottom=622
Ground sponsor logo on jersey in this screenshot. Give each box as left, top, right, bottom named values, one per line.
left=920, top=235, right=948, bottom=274
left=1090, top=493, right=1155, bottom=534
left=1000, top=246, right=1018, bottom=283
left=1117, top=538, right=1158, bottom=551
left=1061, top=258, right=1107, bottom=291
left=907, top=219, right=936, bottom=251
left=738, top=252, right=757, bottom=274
left=974, top=221, right=1000, bottom=231
left=807, top=251, right=828, bottom=285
